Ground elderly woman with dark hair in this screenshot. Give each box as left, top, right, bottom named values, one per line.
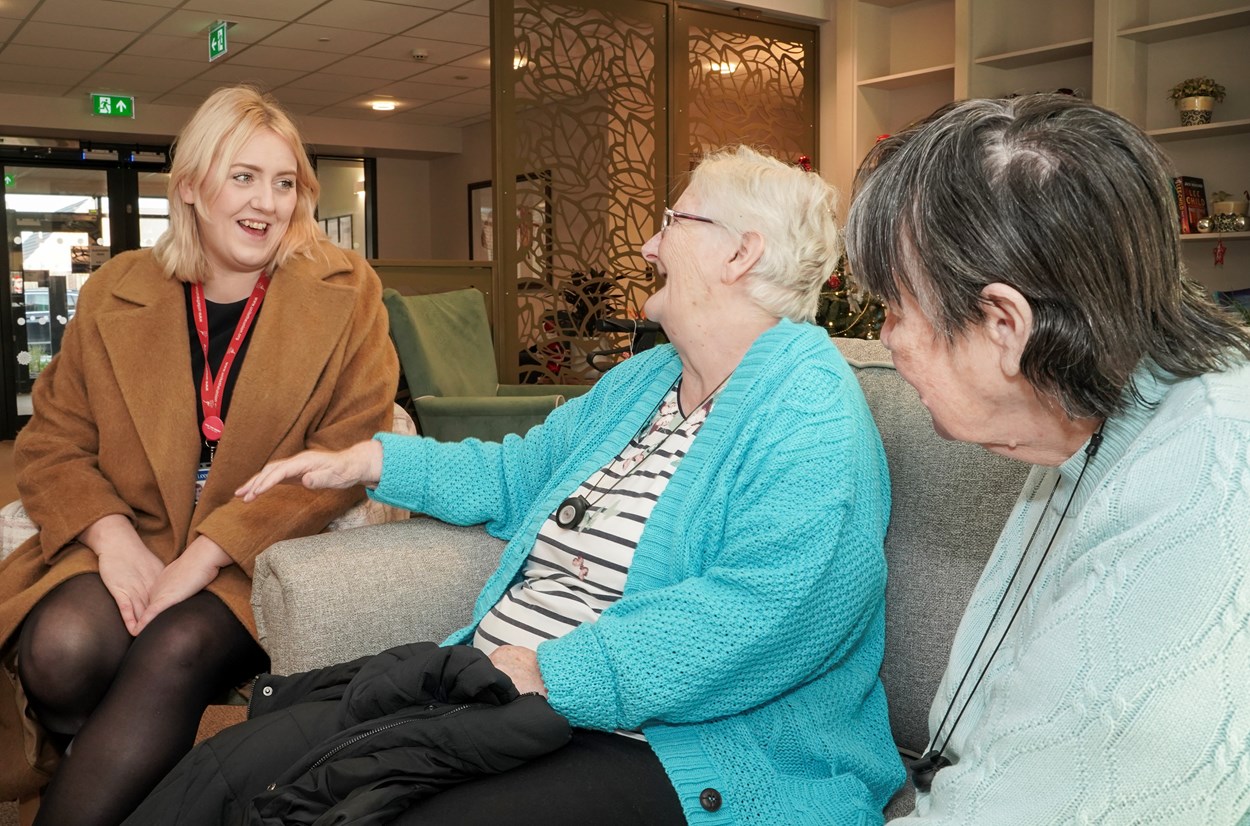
left=846, top=94, right=1250, bottom=823
left=131, top=145, right=905, bottom=826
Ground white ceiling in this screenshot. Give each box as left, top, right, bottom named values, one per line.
left=0, top=0, right=492, bottom=130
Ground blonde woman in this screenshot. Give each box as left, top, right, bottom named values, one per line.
left=0, top=85, right=397, bottom=826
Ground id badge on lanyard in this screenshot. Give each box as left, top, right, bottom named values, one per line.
left=195, top=461, right=211, bottom=503
left=190, top=272, right=270, bottom=505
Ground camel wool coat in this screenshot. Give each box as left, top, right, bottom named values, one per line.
left=0, top=241, right=398, bottom=799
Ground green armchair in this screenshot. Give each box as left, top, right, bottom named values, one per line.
left=382, top=287, right=591, bottom=442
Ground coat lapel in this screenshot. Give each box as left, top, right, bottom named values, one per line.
left=97, top=262, right=200, bottom=535
left=197, top=251, right=355, bottom=508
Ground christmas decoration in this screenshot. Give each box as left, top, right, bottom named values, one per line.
left=1214, top=239, right=1227, bottom=267
left=814, top=256, right=886, bottom=339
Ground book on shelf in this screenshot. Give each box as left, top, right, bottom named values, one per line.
left=1174, top=176, right=1208, bottom=234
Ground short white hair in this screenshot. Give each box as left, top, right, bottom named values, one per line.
left=688, top=145, right=841, bottom=322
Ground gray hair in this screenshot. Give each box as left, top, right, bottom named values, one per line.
left=845, top=94, right=1250, bottom=419
left=689, top=146, right=840, bottom=322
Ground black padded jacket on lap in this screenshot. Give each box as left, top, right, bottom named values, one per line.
left=124, top=642, right=572, bottom=826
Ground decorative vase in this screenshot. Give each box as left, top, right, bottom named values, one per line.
left=1178, top=95, right=1215, bottom=126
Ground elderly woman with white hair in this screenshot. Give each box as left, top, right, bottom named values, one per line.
left=133, top=145, right=905, bottom=825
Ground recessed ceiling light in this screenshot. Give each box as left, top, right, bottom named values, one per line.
left=372, top=101, right=396, bottom=111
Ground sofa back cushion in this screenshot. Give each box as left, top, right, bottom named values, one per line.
left=832, top=338, right=1029, bottom=756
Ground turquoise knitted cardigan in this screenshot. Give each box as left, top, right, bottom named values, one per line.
left=371, top=320, right=905, bottom=825
left=893, top=361, right=1250, bottom=824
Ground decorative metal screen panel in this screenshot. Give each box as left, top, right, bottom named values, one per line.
left=502, top=0, right=668, bottom=385
left=678, top=9, right=817, bottom=177
left=492, top=1, right=817, bottom=384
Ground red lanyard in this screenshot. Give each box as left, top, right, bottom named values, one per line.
left=191, top=273, right=271, bottom=443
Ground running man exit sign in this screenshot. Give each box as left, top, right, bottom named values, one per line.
left=210, top=21, right=228, bottom=61
left=91, top=94, right=134, bottom=118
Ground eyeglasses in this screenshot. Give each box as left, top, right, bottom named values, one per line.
left=661, top=208, right=718, bottom=233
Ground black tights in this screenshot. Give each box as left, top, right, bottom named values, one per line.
left=17, top=574, right=267, bottom=826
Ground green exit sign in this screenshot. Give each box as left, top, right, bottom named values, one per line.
left=209, top=21, right=228, bottom=61
left=3, top=174, right=13, bottom=187
left=91, top=93, right=134, bottom=118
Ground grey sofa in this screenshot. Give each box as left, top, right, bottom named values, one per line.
left=250, top=337, right=1029, bottom=818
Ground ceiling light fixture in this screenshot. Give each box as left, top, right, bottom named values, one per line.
left=513, top=53, right=529, bottom=70
left=710, top=60, right=737, bottom=75
left=371, top=100, right=396, bottom=111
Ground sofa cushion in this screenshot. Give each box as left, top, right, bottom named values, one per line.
left=832, top=338, right=1029, bottom=758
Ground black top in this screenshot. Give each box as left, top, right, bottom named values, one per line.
left=183, top=283, right=261, bottom=464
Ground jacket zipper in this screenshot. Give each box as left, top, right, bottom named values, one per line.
left=305, top=703, right=475, bottom=772
left=245, top=674, right=263, bottom=719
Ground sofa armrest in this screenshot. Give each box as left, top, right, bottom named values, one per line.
left=412, top=395, right=560, bottom=442
left=497, top=383, right=591, bottom=399
left=251, top=518, right=505, bottom=675
left=0, top=500, right=36, bottom=562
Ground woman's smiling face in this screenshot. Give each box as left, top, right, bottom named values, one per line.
left=183, top=128, right=298, bottom=280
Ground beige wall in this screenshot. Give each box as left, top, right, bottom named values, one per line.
left=427, top=119, right=492, bottom=261
left=376, top=157, right=433, bottom=259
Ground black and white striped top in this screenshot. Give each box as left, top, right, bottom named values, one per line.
left=473, top=383, right=716, bottom=655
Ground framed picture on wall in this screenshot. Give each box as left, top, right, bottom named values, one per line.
left=467, top=172, right=552, bottom=282
left=468, top=180, right=492, bottom=261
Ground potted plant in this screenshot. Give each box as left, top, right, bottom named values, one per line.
left=1168, top=76, right=1226, bottom=126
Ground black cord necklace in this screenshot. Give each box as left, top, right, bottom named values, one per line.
left=910, top=420, right=1106, bottom=793
left=555, top=372, right=729, bottom=530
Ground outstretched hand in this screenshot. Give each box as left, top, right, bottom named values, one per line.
left=235, top=439, right=384, bottom=502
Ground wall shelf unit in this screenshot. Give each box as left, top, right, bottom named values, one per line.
left=974, top=38, right=1093, bottom=70
left=832, top=0, right=1250, bottom=292
left=1117, top=6, right=1250, bottom=44
left=1182, top=232, right=1250, bottom=242
left=1148, top=118, right=1250, bottom=142
left=858, top=64, right=955, bottom=90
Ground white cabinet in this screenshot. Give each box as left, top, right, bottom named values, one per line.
left=833, top=0, right=1250, bottom=291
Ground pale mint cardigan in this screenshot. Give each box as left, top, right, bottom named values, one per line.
left=895, top=361, right=1250, bottom=825
left=371, top=320, right=906, bottom=825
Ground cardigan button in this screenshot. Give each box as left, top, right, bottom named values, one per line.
left=699, top=788, right=722, bottom=812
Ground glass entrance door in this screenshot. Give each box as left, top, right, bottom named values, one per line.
left=4, top=166, right=113, bottom=419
